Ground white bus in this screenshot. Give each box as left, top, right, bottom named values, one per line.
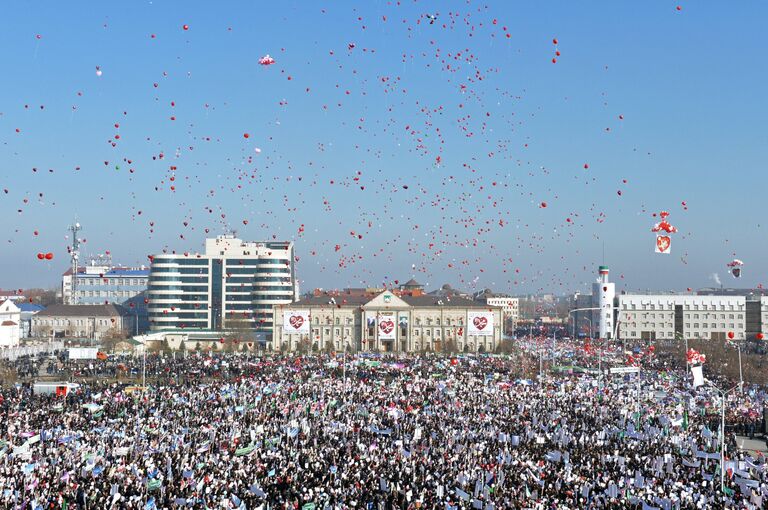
left=32, top=382, right=80, bottom=396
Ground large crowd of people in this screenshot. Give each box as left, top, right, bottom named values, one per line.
left=0, top=346, right=765, bottom=509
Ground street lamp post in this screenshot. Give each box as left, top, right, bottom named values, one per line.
left=568, top=307, right=601, bottom=339
left=708, top=381, right=742, bottom=493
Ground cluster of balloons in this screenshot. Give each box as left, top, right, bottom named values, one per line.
left=36, top=252, right=54, bottom=260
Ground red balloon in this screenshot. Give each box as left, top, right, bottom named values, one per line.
left=450, top=358, right=458, bottom=366
left=36, top=253, right=44, bottom=260
left=756, top=333, right=764, bottom=340
left=727, top=331, right=734, bottom=340
left=183, top=24, right=189, bottom=30
left=45, top=252, right=53, bottom=260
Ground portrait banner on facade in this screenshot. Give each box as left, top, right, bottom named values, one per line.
left=467, top=311, right=494, bottom=336
left=283, top=310, right=310, bottom=334
left=377, top=312, right=396, bottom=340
left=398, top=314, right=408, bottom=336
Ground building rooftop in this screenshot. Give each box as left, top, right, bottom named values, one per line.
left=292, top=292, right=499, bottom=309
left=0, top=290, right=26, bottom=299
left=36, top=304, right=132, bottom=318
left=63, top=267, right=149, bottom=277
left=17, top=304, right=45, bottom=312
left=78, top=269, right=150, bottom=277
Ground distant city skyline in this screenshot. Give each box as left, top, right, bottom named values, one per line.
left=1, top=2, right=766, bottom=294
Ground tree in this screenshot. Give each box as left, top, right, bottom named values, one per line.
left=101, top=327, right=127, bottom=353
left=297, top=337, right=312, bottom=354
left=25, top=288, right=60, bottom=307
left=443, top=337, right=459, bottom=354
left=495, top=338, right=517, bottom=354
left=221, top=318, right=256, bottom=353
left=34, top=324, right=52, bottom=339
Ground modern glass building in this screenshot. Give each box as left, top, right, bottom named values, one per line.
left=147, top=236, right=297, bottom=336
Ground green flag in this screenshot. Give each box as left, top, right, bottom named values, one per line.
left=235, top=444, right=256, bottom=457
left=683, top=410, right=689, bottom=430
left=147, top=479, right=162, bottom=491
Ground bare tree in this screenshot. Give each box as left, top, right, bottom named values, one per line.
left=100, top=327, right=127, bottom=353
left=443, top=337, right=459, bottom=354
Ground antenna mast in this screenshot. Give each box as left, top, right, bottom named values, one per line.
left=68, top=222, right=82, bottom=305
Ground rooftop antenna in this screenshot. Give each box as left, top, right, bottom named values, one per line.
left=68, top=221, right=82, bottom=305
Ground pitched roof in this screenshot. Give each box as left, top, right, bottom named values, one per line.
left=17, top=304, right=45, bottom=312
left=290, top=292, right=499, bottom=309
left=400, top=278, right=422, bottom=287
left=292, top=294, right=370, bottom=307
left=35, top=304, right=131, bottom=318
left=400, top=294, right=495, bottom=308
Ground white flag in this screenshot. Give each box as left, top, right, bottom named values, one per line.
left=691, top=365, right=704, bottom=387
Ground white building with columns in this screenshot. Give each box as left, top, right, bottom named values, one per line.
left=272, top=288, right=503, bottom=353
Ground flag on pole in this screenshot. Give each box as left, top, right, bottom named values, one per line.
left=691, top=365, right=704, bottom=387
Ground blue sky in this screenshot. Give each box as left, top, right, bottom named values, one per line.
left=1, top=1, right=766, bottom=295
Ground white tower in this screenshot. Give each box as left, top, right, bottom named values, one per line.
left=592, top=265, right=615, bottom=339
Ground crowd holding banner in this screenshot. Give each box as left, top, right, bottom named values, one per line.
left=0, top=347, right=766, bottom=509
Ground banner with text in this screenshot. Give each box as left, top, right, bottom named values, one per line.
left=467, top=311, right=494, bottom=336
